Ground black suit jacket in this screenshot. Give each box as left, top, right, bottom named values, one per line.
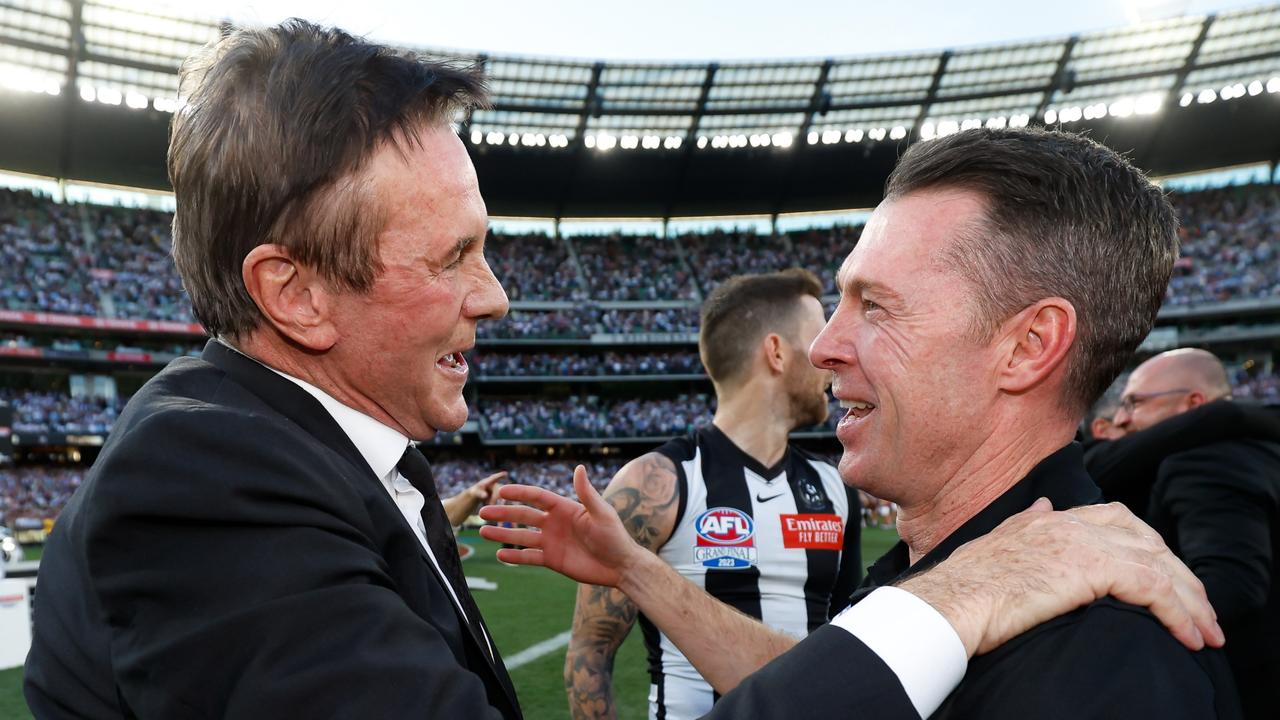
left=24, top=341, right=521, bottom=719
left=856, top=444, right=1241, bottom=720
left=1087, top=402, right=1280, bottom=719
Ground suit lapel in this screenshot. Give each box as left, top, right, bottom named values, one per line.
left=201, top=340, right=520, bottom=714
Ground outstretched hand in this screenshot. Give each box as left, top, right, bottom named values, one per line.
left=479, top=465, right=645, bottom=587
left=900, top=498, right=1224, bottom=658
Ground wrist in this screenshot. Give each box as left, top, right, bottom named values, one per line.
left=615, top=545, right=662, bottom=596
left=897, top=566, right=983, bottom=658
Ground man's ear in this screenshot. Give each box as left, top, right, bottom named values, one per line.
left=762, top=333, right=787, bottom=375
left=1185, top=391, right=1208, bottom=410
left=997, top=297, right=1077, bottom=395
left=241, top=244, right=339, bottom=351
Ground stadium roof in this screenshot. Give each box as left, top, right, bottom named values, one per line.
left=2, top=0, right=1280, bottom=217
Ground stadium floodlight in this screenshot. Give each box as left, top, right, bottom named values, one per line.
left=470, top=129, right=483, bottom=144
left=850, top=129, right=865, bottom=143
left=125, top=92, right=148, bottom=110
left=959, top=119, right=981, bottom=131
left=1249, top=81, right=1264, bottom=96
left=712, top=135, right=728, bottom=148
left=508, top=133, right=520, bottom=146
left=771, top=132, right=792, bottom=148
left=1219, top=85, right=1237, bottom=100
left=821, top=130, right=840, bottom=144
left=1269, top=77, right=1280, bottom=93
left=748, top=134, right=762, bottom=147
left=920, top=122, right=936, bottom=140
left=807, top=131, right=819, bottom=145
left=487, top=131, right=505, bottom=145
left=665, top=136, right=683, bottom=149
left=620, top=135, right=639, bottom=149
left=870, top=127, right=889, bottom=141
left=642, top=135, right=659, bottom=149
left=1082, top=102, right=1107, bottom=120
left=1010, top=114, right=1030, bottom=128
left=733, top=134, right=748, bottom=147
left=597, top=133, right=617, bottom=151
left=1059, top=106, right=1083, bottom=122
left=698, top=135, right=709, bottom=148
left=80, top=85, right=96, bottom=102
left=984, top=117, right=1006, bottom=129
left=1231, top=83, right=1246, bottom=98
left=1043, top=109, right=1057, bottom=124
left=1197, top=88, right=1216, bottom=104
left=1135, top=93, right=1162, bottom=115
left=889, top=125, right=907, bottom=139
left=97, top=87, right=122, bottom=106
left=843, top=129, right=858, bottom=143
left=535, top=134, right=546, bottom=147
left=1179, top=92, right=1194, bottom=107
left=584, top=134, right=596, bottom=148
left=937, top=120, right=959, bottom=136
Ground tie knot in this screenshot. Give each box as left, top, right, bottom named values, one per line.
left=397, top=444, right=438, bottom=499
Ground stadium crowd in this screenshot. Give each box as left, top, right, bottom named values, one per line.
left=6, top=184, right=1280, bottom=333
left=473, top=350, right=703, bottom=376
left=573, top=233, right=698, bottom=301
left=3, top=390, right=124, bottom=436
left=479, top=394, right=715, bottom=439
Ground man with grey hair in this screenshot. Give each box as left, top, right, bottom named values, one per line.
left=1095, top=348, right=1280, bottom=719
left=483, top=128, right=1240, bottom=718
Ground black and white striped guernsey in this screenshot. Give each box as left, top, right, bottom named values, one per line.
left=639, top=425, right=862, bottom=720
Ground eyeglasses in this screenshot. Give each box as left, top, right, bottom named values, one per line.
left=1118, top=388, right=1190, bottom=415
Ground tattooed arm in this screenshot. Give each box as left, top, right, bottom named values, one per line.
left=564, top=453, right=681, bottom=720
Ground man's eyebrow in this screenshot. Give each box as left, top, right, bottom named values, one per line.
left=838, top=276, right=905, bottom=303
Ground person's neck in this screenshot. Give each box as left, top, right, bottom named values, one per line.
left=711, top=381, right=794, bottom=469
left=230, top=333, right=408, bottom=436
left=896, top=418, right=1075, bottom=565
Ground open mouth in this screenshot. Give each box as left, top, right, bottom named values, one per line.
left=838, top=399, right=876, bottom=421
left=437, top=351, right=469, bottom=376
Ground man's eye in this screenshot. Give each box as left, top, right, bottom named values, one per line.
left=445, top=255, right=464, bottom=269
left=862, top=299, right=881, bottom=313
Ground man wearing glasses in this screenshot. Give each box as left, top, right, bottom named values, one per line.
left=1096, top=348, right=1280, bottom=719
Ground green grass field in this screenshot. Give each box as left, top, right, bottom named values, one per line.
left=0, top=528, right=899, bottom=719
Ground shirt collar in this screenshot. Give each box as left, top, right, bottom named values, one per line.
left=216, top=340, right=409, bottom=481
left=863, top=442, right=1102, bottom=591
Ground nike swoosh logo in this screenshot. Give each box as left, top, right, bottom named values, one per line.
left=756, top=492, right=785, bottom=503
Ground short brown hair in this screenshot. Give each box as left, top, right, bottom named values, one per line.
left=699, top=268, right=824, bottom=385
left=885, top=128, right=1178, bottom=416
left=169, top=19, right=487, bottom=338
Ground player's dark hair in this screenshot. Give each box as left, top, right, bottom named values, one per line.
left=699, top=268, right=824, bottom=386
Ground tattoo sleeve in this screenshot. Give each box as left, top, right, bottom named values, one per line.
left=565, top=454, right=680, bottom=720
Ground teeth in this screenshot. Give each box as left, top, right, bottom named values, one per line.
left=839, top=400, right=875, bottom=410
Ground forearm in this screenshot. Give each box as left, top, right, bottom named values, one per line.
left=617, top=551, right=798, bottom=693
left=442, top=495, right=479, bottom=528
left=564, top=641, right=620, bottom=720
left=565, top=584, right=635, bottom=720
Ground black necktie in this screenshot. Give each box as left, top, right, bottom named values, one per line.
left=396, top=444, right=492, bottom=659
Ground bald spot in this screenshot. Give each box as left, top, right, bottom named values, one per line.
left=1135, top=348, right=1231, bottom=400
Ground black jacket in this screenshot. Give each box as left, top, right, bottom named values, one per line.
left=24, top=341, right=521, bottom=719
left=1086, top=401, right=1280, bottom=720
left=857, top=444, right=1241, bottom=719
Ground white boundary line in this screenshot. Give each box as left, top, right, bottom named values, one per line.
left=504, top=630, right=573, bottom=670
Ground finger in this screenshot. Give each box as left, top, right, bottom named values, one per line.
left=479, top=525, right=545, bottom=549
left=497, top=483, right=566, bottom=510
left=483, top=471, right=509, bottom=484
left=1105, top=558, right=1205, bottom=651
left=478, top=504, right=546, bottom=527
left=574, top=465, right=611, bottom=516
left=495, top=547, right=546, bottom=567
left=1067, top=502, right=1154, bottom=532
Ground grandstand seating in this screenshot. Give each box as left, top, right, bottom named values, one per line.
left=5, top=183, right=1280, bottom=525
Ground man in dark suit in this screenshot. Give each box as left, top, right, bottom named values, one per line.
left=25, top=22, right=1221, bottom=720
left=482, top=128, right=1240, bottom=718
left=1090, top=349, right=1280, bottom=719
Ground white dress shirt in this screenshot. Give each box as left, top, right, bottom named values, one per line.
left=831, top=586, right=968, bottom=717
